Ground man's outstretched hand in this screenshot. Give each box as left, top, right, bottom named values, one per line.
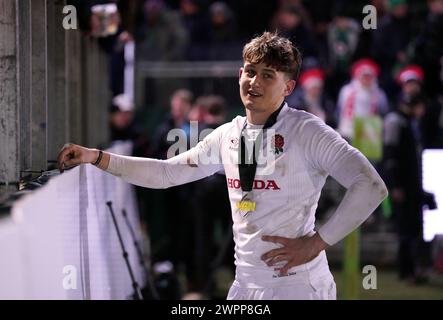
left=261, top=233, right=329, bottom=276
left=57, top=143, right=99, bottom=173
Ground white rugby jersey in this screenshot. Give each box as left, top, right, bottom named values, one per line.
left=106, top=103, right=387, bottom=288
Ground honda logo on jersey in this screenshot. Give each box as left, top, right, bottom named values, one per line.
left=227, top=178, right=280, bottom=190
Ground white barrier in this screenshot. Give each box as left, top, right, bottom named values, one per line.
left=0, top=142, right=145, bottom=299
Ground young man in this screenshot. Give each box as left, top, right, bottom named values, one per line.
left=58, top=32, right=388, bottom=300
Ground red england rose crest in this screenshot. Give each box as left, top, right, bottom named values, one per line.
left=272, top=134, right=284, bottom=154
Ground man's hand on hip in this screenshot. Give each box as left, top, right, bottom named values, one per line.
left=261, top=233, right=329, bottom=276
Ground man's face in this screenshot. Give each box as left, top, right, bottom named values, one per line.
left=358, top=73, right=375, bottom=88
left=111, top=111, right=133, bottom=129
left=305, top=84, right=323, bottom=99
left=171, top=97, right=191, bottom=122
left=239, top=62, right=295, bottom=113
left=403, top=81, right=421, bottom=96
left=278, top=11, right=300, bottom=30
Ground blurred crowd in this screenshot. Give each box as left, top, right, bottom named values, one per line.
left=69, top=0, right=443, bottom=298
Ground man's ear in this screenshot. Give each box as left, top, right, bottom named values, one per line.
left=284, top=79, right=296, bottom=96
left=239, top=67, right=243, bottom=85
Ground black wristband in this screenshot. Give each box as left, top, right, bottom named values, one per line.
left=93, top=150, right=103, bottom=166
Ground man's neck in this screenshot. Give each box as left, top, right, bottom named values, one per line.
left=246, top=101, right=284, bottom=125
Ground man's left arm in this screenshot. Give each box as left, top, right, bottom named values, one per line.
left=262, top=117, right=388, bottom=274
left=307, top=119, right=388, bottom=246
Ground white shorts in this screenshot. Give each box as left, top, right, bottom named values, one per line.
left=226, top=276, right=337, bottom=300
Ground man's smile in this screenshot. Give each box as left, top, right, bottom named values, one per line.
left=247, top=90, right=262, bottom=98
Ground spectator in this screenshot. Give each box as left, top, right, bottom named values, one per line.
left=354, top=0, right=388, bottom=62
left=270, top=3, right=318, bottom=63
left=109, top=93, right=155, bottom=294
left=135, top=0, right=188, bottom=61
left=110, top=94, right=136, bottom=141
left=337, top=59, right=389, bottom=144
left=180, top=0, right=212, bottom=60
left=326, top=3, right=361, bottom=99
left=372, top=0, right=412, bottom=99
left=151, top=88, right=194, bottom=160
left=396, top=64, right=424, bottom=97
left=186, top=95, right=233, bottom=299
left=383, top=92, right=437, bottom=283
left=149, top=89, right=194, bottom=298
left=413, top=0, right=443, bottom=97
left=288, top=68, right=337, bottom=128
left=396, top=65, right=443, bottom=148
left=208, top=2, right=242, bottom=60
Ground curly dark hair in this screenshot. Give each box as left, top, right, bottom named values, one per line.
left=242, top=31, right=302, bottom=81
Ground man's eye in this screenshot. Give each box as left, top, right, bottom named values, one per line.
left=247, top=70, right=255, bottom=77
left=264, top=74, right=273, bottom=79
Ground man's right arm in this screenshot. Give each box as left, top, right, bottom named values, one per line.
left=57, top=125, right=225, bottom=189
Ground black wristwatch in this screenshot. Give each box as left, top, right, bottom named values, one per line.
left=93, top=150, right=103, bottom=166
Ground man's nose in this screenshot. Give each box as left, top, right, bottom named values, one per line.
left=250, top=75, right=260, bottom=88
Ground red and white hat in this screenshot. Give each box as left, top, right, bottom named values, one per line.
left=351, top=58, right=380, bottom=78
left=299, top=69, right=324, bottom=90
left=396, top=65, right=424, bottom=84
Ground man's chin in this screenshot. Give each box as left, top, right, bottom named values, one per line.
left=244, top=102, right=260, bottom=111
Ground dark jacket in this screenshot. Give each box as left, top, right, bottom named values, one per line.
left=383, top=110, right=423, bottom=234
